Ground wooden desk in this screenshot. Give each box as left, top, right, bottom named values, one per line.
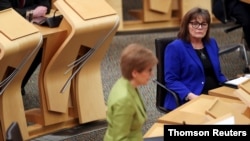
left=34, top=24, right=66, bottom=37
left=144, top=123, right=164, bottom=138
left=144, top=93, right=250, bottom=138
left=25, top=17, right=78, bottom=140
left=107, top=0, right=217, bottom=33
left=179, top=0, right=212, bottom=18
left=208, top=86, right=240, bottom=100
left=235, top=80, right=250, bottom=107
left=0, top=8, right=43, bottom=140
left=241, top=0, right=250, bottom=4
left=157, top=95, right=250, bottom=124
left=6, top=0, right=118, bottom=140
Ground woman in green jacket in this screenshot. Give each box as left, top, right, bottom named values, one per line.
left=104, top=43, right=158, bottom=141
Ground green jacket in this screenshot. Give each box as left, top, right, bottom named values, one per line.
left=104, top=77, right=147, bottom=141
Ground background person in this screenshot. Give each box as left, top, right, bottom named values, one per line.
left=104, top=43, right=158, bottom=141
left=212, top=0, right=250, bottom=49
left=0, top=0, right=51, bottom=95
left=163, top=7, right=227, bottom=110
left=0, top=0, right=51, bottom=20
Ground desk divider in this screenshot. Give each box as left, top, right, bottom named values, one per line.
left=143, top=0, right=173, bottom=22
left=234, top=88, right=250, bottom=107
left=234, top=80, right=250, bottom=107
left=52, top=0, right=119, bottom=123
left=0, top=8, right=42, bottom=140
left=239, top=79, right=250, bottom=95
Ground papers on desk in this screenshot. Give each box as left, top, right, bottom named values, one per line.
left=32, top=17, right=47, bottom=25
left=245, top=74, right=250, bottom=78
left=206, top=114, right=235, bottom=125
left=214, top=115, right=235, bottom=125
left=223, top=75, right=250, bottom=88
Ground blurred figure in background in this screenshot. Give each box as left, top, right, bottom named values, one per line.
left=0, top=0, right=51, bottom=95
left=0, top=0, right=51, bottom=20
left=212, top=0, right=250, bottom=49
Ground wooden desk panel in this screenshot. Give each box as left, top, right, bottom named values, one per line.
left=180, top=0, right=212, bottom=18
left=157, top=95, right=249, bottom=124
left=144, top=123, right=164, bottom=138
left=107, top=0, right=217, bottom=32
left=0, top=8, right=42, bottom=140
left=239, top=79, right=250, bottom=95
left=235, top=82, right=250, bottom=107
left=143, top=0, right=173, bottom=22
left=208, top=86, right=240, bottom=100
left=1, top=0, right=118, bottom=140
left=34, top=24, right=66, bottom=38
left=241, top=0, right=250, bottom=4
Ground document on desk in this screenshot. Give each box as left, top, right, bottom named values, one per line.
left=214, top=115, right=235, bottom=125
left=223, top=75, right=250, bottom=88
left=205, top=113, right=235, bottom=125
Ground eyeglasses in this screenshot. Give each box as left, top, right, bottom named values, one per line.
left=189, top=22, right=208, bottom=29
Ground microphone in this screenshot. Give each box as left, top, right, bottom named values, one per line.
left=42, top=9, right=63, bottom=28
left=53, top=9, right=58, bottom=18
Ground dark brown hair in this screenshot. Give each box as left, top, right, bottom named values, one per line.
left=177, top=7, right=211, bottom=43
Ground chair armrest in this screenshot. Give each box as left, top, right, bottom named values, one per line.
left=153, top=79, right=181, bottom=108
left=224, top=24, right=242, bottom=33
left=219, top=44, right=243, bottom=55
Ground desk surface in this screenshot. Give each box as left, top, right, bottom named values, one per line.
left=208, top=86, right=240, bottom=100
left=34, top=24, right=66, bottom=37
left=157, top=95, right=250, bottom=124
left=144, top=123, right=164, bottom=138
left=241, top=0, right=250, bottom=4
left=33, top=9, right=66, bottom=37
left=144, top=94, right=249, bottom=138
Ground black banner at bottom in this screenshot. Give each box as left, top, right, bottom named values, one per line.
left=164, top=125, right=250, bottom=139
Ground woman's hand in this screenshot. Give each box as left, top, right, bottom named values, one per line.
left=32, top=6, right=47, bottom=18
left=186, top=92, right=198, bottom=101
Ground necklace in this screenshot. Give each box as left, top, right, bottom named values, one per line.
left=196, top=48, right=206, bottom=60
left=191, top=41, right=204, bottom=49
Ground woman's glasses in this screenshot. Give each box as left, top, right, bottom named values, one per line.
left=189, top=22, right=208, bottom=29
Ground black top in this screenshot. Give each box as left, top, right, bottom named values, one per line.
left=0, top=0, right=51, bottom=17
left=195, top=48, right=220, bottom=94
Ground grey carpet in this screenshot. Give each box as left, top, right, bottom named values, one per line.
left=24, top=25, right=249, bottom=141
